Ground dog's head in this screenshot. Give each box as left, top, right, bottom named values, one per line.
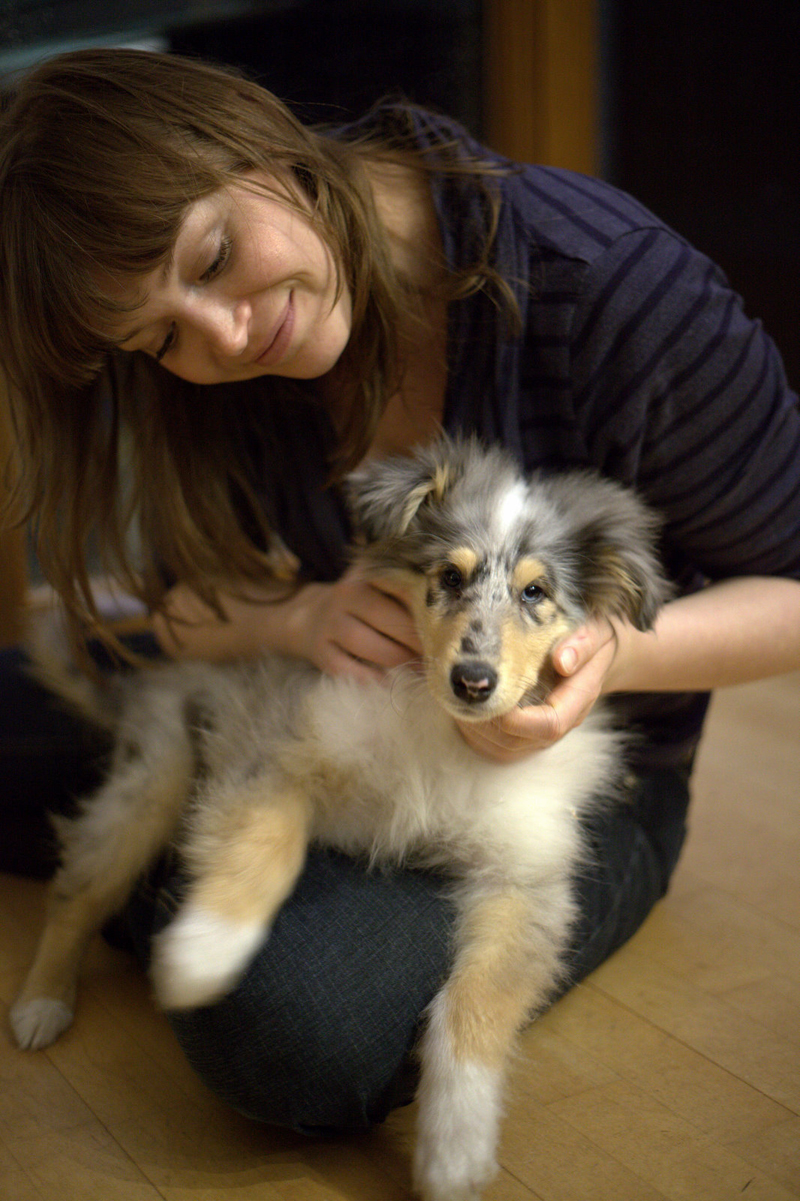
left=346, top=436, right=670, bottom=721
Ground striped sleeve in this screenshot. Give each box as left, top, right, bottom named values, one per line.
left=569, top=226, right=800, bottom=580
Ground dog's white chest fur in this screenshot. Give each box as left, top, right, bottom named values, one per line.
left=290, top=668, right=619, bottom=883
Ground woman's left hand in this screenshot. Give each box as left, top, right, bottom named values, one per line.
left=456, top=618, right=620, bottom=763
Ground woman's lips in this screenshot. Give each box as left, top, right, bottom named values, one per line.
left=255, top=292, right=295, bottom=367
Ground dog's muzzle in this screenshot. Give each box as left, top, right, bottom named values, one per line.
left=449, top=660, right=498, bottom=706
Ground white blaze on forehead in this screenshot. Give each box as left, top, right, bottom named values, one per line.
left=494, top=480, right=528, bottom=535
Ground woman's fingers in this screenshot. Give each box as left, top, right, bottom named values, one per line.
left=456, top=618, right=621, bottom=763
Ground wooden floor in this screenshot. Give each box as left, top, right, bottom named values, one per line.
left=1, top=674, right=799, bottom=1200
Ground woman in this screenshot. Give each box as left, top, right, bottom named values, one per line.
left=1, top=48, right=799, bottom=1133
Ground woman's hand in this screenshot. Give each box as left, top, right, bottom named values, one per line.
left=153, top=567, right=420, bottom=678
left=287, top=565, right=421, bottom=682
left=456, top=618, right=620, bottom=763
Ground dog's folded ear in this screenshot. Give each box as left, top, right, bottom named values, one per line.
left=345, top=436, right=466, bottom=543
left=556, top=475, right=672, bottom=632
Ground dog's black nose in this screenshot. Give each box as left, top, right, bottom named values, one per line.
left=450, top=661, right=497, bottom=704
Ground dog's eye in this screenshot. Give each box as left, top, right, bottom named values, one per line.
left=441, top=566, right=463, bottom=592
left=521, top=582, right=546, bottom=605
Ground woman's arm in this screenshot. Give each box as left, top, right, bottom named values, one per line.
left=457, top=575, right=800, bottom=762
left=152, top=565, right=421, bottom=681
left=458, top=223, right=800, bottom=763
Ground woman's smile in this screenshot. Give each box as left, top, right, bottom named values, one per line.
left=252, top=291, right=296, bottom=367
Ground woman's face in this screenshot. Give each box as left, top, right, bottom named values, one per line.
left=115, top=174, right=352, bottom=384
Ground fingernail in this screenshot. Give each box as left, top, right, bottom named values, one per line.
left=559, top=647, right=578, bottom=674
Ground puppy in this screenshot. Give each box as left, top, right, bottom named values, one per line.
left=10, top=436, right=669, bottom=1201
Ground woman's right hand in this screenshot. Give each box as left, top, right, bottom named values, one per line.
left=154, top=566, right=421, bottom=681
left=286, top=565, right=421, bottom=682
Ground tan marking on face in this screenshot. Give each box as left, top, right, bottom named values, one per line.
left=497, top=608, right=572, bottom=705
left=443, top=892, right=540, bottom=1070
left=418, top=605, right=473, bottom=678
left=511, top=556, right=548, bottom=593
left=445, top=547, right=479, bottom=580
left=411, top=557, right=577, bottom=717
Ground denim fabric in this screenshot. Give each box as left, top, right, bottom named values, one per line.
left=0, top=637, right=156, bottom=877
left=0, top=642, right=691, bottom=1133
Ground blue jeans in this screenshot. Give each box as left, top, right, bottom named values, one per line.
left=0, top=642, right=690, bottom=1132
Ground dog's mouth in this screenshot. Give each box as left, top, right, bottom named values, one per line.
left=433, top=657, right=520, bottom=722
left=429, top=655, right=555, bottom=723
left=449, top=660, right=498, bottom=707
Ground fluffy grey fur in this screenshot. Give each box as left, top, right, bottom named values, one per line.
left=11, top=435, right=669, bottom=1201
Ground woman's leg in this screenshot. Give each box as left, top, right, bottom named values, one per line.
left=564, top=766, right=692, bottom=988
left=1, top=636, right=691, bottom=1130
left=120, top=767, right=692, bottom=1134
left=125, top=849, right=457, bottom=1132
left=0, top=645, right=110, bottom=877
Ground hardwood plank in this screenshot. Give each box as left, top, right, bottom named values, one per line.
left=499, top=1095, right=668, bottom=1200
left=550, top=1079, right=800, bottom=1201
left=725, top=1117, right=800, bottom=1197
left=678, top=676, right=800, bottom=931
left=533, top=983, right=791, bottom=1146
left=0, top=1014, right=166, bottom=1201
left=588, top=949, right=800, bottom=1113
left=0, top=1133, right=48, bottom=1201
left=646, top=885, right=800, bottom=993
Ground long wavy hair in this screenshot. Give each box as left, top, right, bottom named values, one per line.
left=0, top=48, right=516, bottom=648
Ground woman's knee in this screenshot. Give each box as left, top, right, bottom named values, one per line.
left=124, top=849, right=455, bottom=1132
left=164, top=964, right=421, bottom=1132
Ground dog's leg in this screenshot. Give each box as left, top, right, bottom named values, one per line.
left=150, top=775, right=312, bottom=1010
left=413, top=885, right=571, bottom=1201
left=10, top=743, right=193, bottom=1050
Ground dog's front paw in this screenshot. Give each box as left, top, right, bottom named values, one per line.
left=412, top=1060, right=501, bottom=1201
left=151, top=904, right=267, bottom=1010
left=10, top=996, right=74, bottom=1050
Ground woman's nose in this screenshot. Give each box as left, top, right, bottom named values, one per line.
left=196, top=297, right=250, bottom=356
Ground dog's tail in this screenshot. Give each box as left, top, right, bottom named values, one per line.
left=25, top=605, right=117, bottom=734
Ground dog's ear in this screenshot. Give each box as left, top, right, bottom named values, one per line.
left=581, top=541, right=668, bottom=631
left=345, top=441, right=461, bottom=543
left=558, top=476, right=671, bottom=632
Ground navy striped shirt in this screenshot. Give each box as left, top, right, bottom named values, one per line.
left=246, top=112, right=800, bottom=767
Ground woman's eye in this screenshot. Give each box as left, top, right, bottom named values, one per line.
left=521, top=582, right=545, bottom=604
left=199, top=235, right=231, bottom=284
left=154, top=324, right=177, bottom=362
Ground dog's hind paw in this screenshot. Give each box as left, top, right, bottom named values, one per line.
left=150, top=904, right=267, bottom=1010
left=413, top=1142, right=495, bottom=1201
left=9, top=997, right=74, bottom=1050
left=412, top=1053, right=502, bottom=1201
left=413, top=1093, right=499, bottom=1200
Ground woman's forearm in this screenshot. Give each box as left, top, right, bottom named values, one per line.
left=605, top=575, right=800, bottom=694
left=151, top=580, right=324, bottom=662
left=151, top=569, right=421, bottom=674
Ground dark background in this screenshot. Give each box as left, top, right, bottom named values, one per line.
left=1, top=0, right=798, bottom=390
left=604, top=0, right=800, bottom=393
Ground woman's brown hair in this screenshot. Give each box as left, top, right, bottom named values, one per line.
left=0, top=48, right=515, bottom=649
